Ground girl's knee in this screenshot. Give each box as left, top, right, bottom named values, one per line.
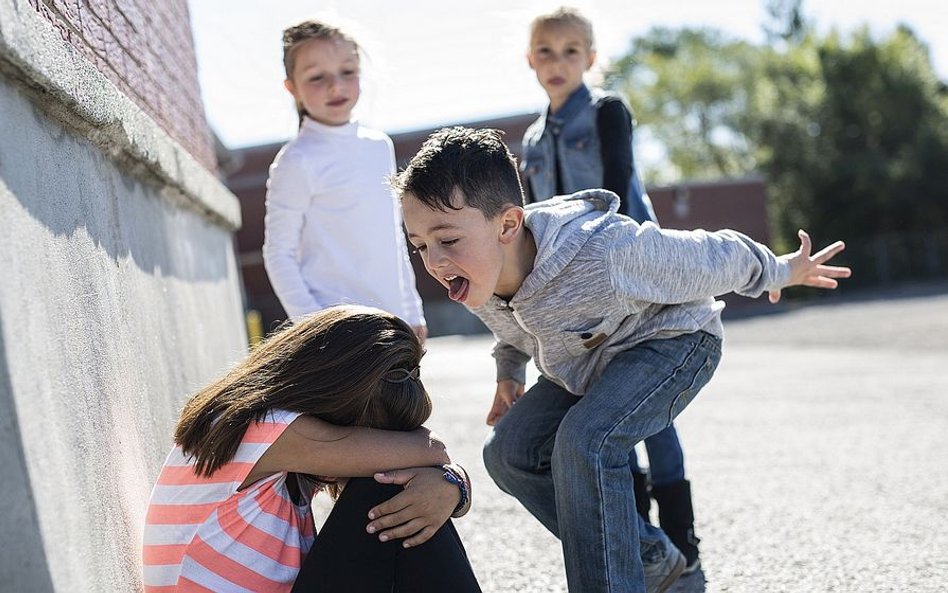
left=337, top=477, right=402, bottom=508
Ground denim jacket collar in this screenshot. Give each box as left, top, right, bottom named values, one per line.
left=543, top=84, right=592, bottom=134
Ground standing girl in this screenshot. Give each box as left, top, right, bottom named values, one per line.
left=264, top=20, right=427, bottom=341
left=142, top=305, right=481, bottom=592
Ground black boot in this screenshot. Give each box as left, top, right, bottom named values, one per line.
left=632, top=470, right=651, bottom=523
left=651, top=479, right=700, bottom=574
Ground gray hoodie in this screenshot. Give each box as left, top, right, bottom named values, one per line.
left=470, top=190, right=792, bottom=395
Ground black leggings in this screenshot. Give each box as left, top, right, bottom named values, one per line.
left=291, top=477, right=482, bottom=593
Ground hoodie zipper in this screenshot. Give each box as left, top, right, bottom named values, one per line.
left=508, top=306, right=553, bottom=382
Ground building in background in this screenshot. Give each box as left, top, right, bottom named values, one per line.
left=225, top=113, right=770, bottom=336
left=0, top=1, right=245, bottom=591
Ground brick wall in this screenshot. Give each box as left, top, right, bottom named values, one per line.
left=28, top=0, right=217, bottom=171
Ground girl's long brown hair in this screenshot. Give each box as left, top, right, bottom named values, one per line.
left=174, top=305, right=431, bottom=477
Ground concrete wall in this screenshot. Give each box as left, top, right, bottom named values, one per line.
left=0, top=1, right=247, bottom=591
left=26, top=0, right=217, bottom=170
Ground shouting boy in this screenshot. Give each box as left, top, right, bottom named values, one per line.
left=394, top=127, right=850, bottom=593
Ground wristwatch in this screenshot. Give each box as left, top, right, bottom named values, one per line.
left=441, top=464, right=470, bottom=517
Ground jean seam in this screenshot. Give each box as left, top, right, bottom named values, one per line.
left=588, top=334, right=704, bottom=590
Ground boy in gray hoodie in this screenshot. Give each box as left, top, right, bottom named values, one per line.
left=393, top=127, right=850, bottom=593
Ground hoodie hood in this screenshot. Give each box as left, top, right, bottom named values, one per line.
left=516, top=189, right=620, bottom=300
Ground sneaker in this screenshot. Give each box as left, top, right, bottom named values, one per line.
left=641, top=539, right=686, bottom=593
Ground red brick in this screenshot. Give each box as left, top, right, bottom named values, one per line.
left=51, top=0, right=81, bottom=27
left=85, top=0, right=111, bottom=23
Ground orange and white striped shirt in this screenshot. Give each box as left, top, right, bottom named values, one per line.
left=142, top=409, right=319, bottom=592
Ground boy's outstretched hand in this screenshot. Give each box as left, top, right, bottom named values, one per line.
left=769, top=230, right=852, bottom=303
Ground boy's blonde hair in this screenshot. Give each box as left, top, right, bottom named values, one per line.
left=529, top=6, right=595, bottom=50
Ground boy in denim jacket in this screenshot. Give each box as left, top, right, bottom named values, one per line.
left=395, top=127, right=850, bottom=593
left=521, top=6, right=699, bottom=572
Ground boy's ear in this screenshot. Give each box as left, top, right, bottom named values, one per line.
left=498, top=206, right=525, bottom=244
left=284, top=79, right=297, bottom=97
left=526, top=50, right=536, bottom=71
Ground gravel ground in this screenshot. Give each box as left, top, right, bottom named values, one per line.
left=324, top=283, right=948, bottom=592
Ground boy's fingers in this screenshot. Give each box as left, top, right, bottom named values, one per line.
left=797, top=229, right=812, bottom=255
left=805, top=276, right=839, bottom=289
left=818, top=264, right=852, bottom=278
left=812, top=240, right=846, bottom=262
left=486, top=406, right=506, bottom=426
left=768, top=289, right=782, bottom=303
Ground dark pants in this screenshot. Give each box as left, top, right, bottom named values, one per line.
left=291, top=477, right=482, bottom=593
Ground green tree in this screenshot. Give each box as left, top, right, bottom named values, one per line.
left=607, top=19, right=948, bottom=279
left=755, top=25, right=948, bottom=258
left=606, top=28, right=762, bottom=184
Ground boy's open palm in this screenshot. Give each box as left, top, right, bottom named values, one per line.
left=365, top=467, right=459, bottom=548
left=769, top=230, right=852, bottom=303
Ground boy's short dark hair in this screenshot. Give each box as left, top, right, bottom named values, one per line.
left=392, top=127, right=524, bottom=217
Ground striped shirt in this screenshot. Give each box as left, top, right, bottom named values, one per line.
left=143, top=409, right=319, bottom=592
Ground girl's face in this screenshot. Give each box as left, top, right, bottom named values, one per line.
left=527, top=23, right=596, bottom=111
left=285, top=37, right=361, bottom=126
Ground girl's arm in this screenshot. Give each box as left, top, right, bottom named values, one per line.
left=241, top=415, right=449, bottom=489
left=596, top=96, right=657, bottom=224
left=386, top=140, right=427, bottom=330
left=263, top=151, right=322, bottom=318
left=596, top=96, right=634, bottom=214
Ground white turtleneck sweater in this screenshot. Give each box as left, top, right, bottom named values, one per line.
left=263, top=117, right=425, bottom=327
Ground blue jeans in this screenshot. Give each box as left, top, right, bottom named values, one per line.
left=483, top=332, right=721, bottom=593
left=629, top=424, right=685, bottom=487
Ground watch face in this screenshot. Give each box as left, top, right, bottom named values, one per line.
left=443, top=471, right=461, bottom=484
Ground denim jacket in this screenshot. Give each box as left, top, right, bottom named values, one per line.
left=520, top=84, right=656, bottom=223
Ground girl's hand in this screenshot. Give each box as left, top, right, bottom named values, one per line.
left=769, top=229, right=852, bottom=303
left=365, top=467, right=459, bottom=547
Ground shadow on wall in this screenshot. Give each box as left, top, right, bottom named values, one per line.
left=0, top=83, right=230, bottom=283
left=0, top=313, right=55, bottom=592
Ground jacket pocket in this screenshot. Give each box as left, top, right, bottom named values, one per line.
left=521, top=144, right=547, bottom=176
left=561, top=317, right=621, bottom=357
left=562, top=133, right=594, bottom=152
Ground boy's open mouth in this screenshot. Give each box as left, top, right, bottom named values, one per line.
left=444, top=275, right=470, bottom=303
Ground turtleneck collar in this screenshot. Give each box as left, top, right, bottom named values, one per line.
left=301, top=116, right=359, bottom=136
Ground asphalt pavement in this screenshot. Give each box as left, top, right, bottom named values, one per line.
left=327, top=282, right=948, bottom=592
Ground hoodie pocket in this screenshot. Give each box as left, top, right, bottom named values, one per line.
left=561, top=317, right=621, bottom=357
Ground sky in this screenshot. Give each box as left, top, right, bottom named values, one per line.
left=189, top=0, right=948, bottom=151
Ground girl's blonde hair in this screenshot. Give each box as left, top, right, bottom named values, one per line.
left=281, top=19, right=361, bottom=127
left=175, top=305, right=430, bottom=477
left=529, top=6, right=595, bottom=50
